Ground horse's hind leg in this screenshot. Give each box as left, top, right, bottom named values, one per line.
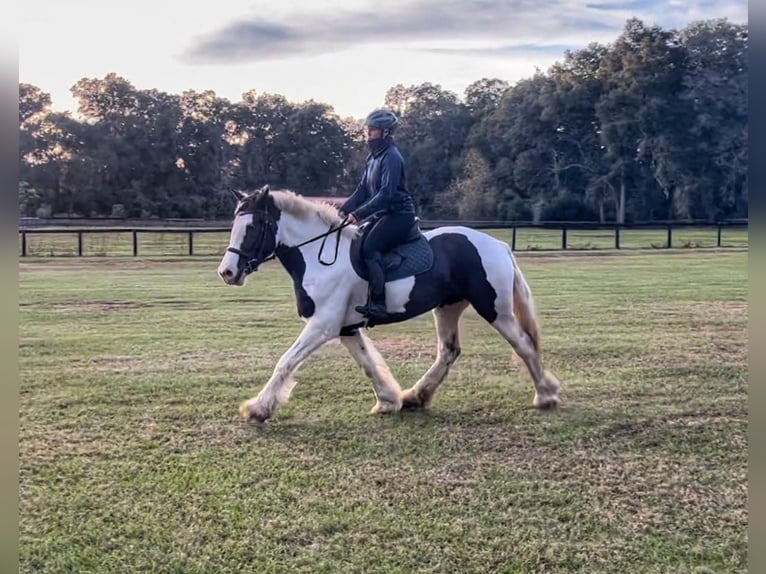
left=401, top=301, right=469, bottom=410
left=470, top=255, right=560, bottom=409
left=341, top=328, right=402, bottom=414
left=490, top=313, right=560, bottom=409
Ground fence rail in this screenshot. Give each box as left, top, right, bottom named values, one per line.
left=18, top=220, right=748, bottom=258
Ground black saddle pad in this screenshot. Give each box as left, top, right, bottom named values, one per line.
left=350, top=225, right=434, bottom=282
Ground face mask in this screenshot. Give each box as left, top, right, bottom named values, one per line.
left=368, top=138, right=388, bottom=155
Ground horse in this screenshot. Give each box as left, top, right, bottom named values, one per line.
left=217, top=185, right=561, bottom=423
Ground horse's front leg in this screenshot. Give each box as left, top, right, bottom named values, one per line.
left=340, top=328, right=402, bottom=414
left=240, top=320, right=336, bottom=423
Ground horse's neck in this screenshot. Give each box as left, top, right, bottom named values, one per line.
left=277, top=211, right=336, bottom=248
left=276, top=211, right=351, bottom=278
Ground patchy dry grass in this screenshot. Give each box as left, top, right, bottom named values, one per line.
left=19, top=251, right=747, bottom=573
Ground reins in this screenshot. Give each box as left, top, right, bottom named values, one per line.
left=317, top=218, right=353, bottom=266
left=228, top=216, right=354, bottom=274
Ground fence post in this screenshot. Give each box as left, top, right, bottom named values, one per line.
left=77, top=231, right=83, bottom=256
left=615, top=226, right=620, bottom=249
left=717, top=225, right=722, bottom=248
left=561, top=227, right=567, bottom=250
left=667, top=226, right=672, bottom=249
left=132, top=230, right=138, bottom=257
left=22, top=232, right=27, bottom=257
left=188, top=231, right=194, bottom=256
left=512, top=227, right=517, bottom=251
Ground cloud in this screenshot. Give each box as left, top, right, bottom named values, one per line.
left=185, top=21, right=319, bottom=62
left=585, top=0, right=748, bottom=28
left=586, top=0, right=654, bottom=10
left=424, top=44, right=581, bottom=57
left=182, top=0, right=747, bottom=64
left=182, top=0, right=616, bottom=64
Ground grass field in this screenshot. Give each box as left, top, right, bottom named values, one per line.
left=19, top=225, right=748, bottom=257
left=19, top=251, right=747, bottom=573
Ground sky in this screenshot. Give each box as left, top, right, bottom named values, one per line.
left=19, top=0, right=748, bottom=120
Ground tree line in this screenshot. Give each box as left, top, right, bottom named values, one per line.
left=19, top=17, right=747, bottom=223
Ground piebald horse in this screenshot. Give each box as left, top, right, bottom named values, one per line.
left=217, top=186, right=561, bottom=422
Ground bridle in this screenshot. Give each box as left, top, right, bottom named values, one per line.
left=227, top=209, right=354, bottom=277
left=226, top=209, right=278, bottom=276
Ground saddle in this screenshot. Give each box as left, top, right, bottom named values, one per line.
left=349, top=219, right=434, bottom=282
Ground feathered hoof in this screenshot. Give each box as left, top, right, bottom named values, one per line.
left=534, top=370, right=561, bottom=410
left=399, top=388, right=428, bottom=411
left=533, top=393, right=560, bottom=410
left=239, top=401, right=270, bottom=424
left=370, top=399, right=401, bottom=415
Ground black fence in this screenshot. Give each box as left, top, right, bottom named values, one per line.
left=18, top=220, right=748, bottom=258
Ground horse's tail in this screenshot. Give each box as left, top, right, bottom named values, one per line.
left=506, top=245, right=541, bottom=357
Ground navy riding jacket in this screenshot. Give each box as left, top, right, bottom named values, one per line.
left=341, top=138, right=416, bottom=220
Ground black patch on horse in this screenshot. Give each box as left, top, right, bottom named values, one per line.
left=442, top=234, right=499, bottom=323
left=361, top=232, right=498, bottom=328
left=230, top=188, right=283, bottom=279
left=339, top=324, right=365, bottom=337
left=235, top=188, right=281, bottom=221
left=276, top=245, right=315, bottom=318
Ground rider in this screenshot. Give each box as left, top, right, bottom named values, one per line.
left=340, top=109, right=417, bottom=320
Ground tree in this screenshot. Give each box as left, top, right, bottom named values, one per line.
left=282, top=101, right=352, bottom=195
left=438, top=149, right=498, bottom=219
left=546, top=45, right=613, bottom=221
left=384, top=82, right=472, bottom=215
left=677, top=19, right=748, bottom=220
left=19, top=83, right=51, bottom=125
left=464, top=78, right=510, bottom=117
left=174, top=89, right=232, bottom=217
left=595, top=18, right=687, bottom=223
left=484, top=73, right=561, bottom=221
left=18, top=181, right=41, bottom=216
left=232, top=91, right=294, bottom=191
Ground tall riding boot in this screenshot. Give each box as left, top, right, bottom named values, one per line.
left=356, top=253, right=388, bottom=319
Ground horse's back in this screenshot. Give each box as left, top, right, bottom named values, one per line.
left=424, top=226, right=512, bottom=261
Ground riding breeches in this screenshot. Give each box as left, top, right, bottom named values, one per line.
left=360, top=213, right=415, bottom=299
left=361, top=213, right=416, bottom=258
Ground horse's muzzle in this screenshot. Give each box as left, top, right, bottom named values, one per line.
left=218, top=267, right=245, bottom=286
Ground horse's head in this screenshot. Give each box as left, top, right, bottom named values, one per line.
left=218, top=185, right=280, bottom=286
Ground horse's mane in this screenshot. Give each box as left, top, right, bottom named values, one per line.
left=270, top=189, right=358, bottom=238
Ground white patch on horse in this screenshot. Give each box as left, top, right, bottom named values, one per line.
left=478, top=238, right=517, bottom=315
left=217, top=212, right=253, bottom=285
left=385, top=276, right=416, bottom=314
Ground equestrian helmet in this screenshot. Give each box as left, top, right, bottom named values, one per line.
left=364, top=109, right=398, bottom=134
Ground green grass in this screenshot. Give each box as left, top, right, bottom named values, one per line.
left=19, top=251, right=748, bottom=573
left=19, top=226, right=748, bottom=256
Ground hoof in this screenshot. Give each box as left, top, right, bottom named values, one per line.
left=533, top=393, right=560, bottom=410
left=239, top=401, right=270, bottom=423
left=534, top=370, right=562, bottom=410
left=400, top=389, right=428, bottom=411
left=370, top=398, right=401, bottom=415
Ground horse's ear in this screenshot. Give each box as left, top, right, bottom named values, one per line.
left=230, top=189, right=246, bottom=202
left=260, top=184, right=270, bottom=196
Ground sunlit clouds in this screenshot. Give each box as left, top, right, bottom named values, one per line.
left=20, top=0, right=747, bottom=119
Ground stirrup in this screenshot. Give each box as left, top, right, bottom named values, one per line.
left=355, top=302, right=388, bottom=319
